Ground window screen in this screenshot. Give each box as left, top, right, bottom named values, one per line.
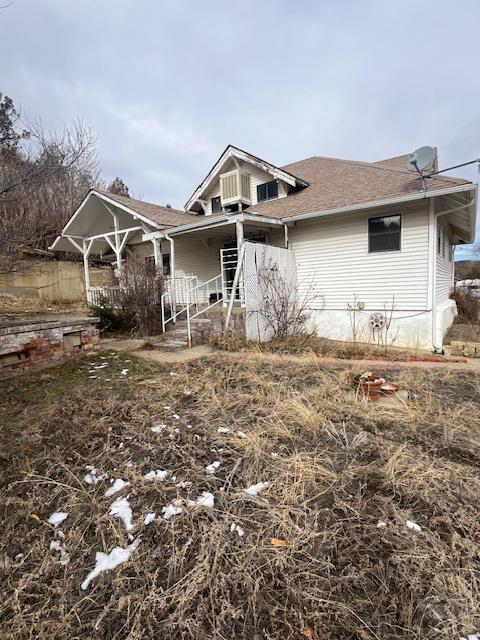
left=368, top=215, right=401, bottom=252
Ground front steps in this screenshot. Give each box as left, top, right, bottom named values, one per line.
left=151, top=318, right=213, bottom=352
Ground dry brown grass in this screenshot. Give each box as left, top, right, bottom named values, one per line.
left=1, top=353, right=480, bottom=639
left=0, top=295, right=88, bottom=319
left=210, top=331, right=430, bottom=361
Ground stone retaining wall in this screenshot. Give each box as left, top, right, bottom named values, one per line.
left=0, top=317, right=100, bottom=378
left=444, top=340, right=480, bottom=358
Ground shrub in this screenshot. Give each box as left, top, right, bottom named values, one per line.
left=450, top=287, right=480, bottom=323
left=89, top=259, right=165, bottom=335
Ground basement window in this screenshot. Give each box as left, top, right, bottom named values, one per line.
left=0, top=350, right=30, bottom=368
left=63, top=331, right=82, bottom=352
left=257, top=180, right=278, bottom=202
left=368, top=215, right=401, bottom=252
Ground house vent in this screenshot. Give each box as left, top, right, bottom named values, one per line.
left=368, top=312, right=386, bottom=331
left=219, top=170, right=251, bottom=204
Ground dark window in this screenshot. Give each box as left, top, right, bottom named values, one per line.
left=163, top=254, right=171, bottom=276
left=257, top=180, right=278, bottom=202
left=368, top=215, right=401, bottom=252
left=211, top=196, right=222, bottom=213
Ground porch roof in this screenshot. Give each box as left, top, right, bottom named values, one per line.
left=142, top=211, right=284, bottom=241
left=50, top=190, right=196, bottom=255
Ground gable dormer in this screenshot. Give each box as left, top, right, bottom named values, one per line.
left=185, top=145, right=308, bottom=215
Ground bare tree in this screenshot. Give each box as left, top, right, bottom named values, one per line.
left=0, top=101, right=100, bottom=275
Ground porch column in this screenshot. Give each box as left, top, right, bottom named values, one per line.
left=151, top=237, right=162, bottom=272
left=235, top=220, right=244, bottom=249
left=284, top=223, right=289, bottom=248
left=82, top=239, right=94, bottom=302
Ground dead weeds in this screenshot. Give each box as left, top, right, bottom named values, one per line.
left=0, top=353, right=479, bottom=639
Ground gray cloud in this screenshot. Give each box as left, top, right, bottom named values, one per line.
left=1, top=0, right=478, bottom=254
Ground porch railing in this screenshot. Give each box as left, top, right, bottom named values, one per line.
left=161, top=274, right=224, bottom=337
left=220, top=247, right=245, bottom=306
left=87, top=286, right=121, bottom=307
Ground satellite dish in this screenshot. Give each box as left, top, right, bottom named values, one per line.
left=406, top=146, right=435, bottom=173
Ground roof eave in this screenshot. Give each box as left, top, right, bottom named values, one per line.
left=270, top=183, right=477, bottom=224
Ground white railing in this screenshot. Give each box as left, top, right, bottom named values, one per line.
left=220, top=247, right=245, bottom=306
left=87, top=286, right=121, bottom=306
left=161, top=274, right=224, bottom=340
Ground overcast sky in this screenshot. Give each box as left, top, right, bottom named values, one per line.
left=1, top=0, right=479, bottom=258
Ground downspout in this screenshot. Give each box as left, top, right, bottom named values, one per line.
left=165, top=234, right=176, bottom=321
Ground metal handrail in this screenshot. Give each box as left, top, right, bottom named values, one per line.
left=161, top=274, right=223, bottom=341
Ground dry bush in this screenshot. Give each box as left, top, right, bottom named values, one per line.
left=450, top=287, right=480, bottom=323
left=90, top=259, right=165, bottom=335
left=1, top=354, right=480, bottom=639
left=247, top=259, right=320, bottom=340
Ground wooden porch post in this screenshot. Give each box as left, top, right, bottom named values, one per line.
left=151, top=237, right=162, bottom=272
left=82, top=239, right=93, bottom=302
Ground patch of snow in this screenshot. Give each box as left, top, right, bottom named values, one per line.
left=49, top=539, right=70, bottom=565
left=169, top=371, right=178, bottom=377
left=15, top=553, right=24, bottom=563
left=377, top=521, right=387, bottom=528
left=236, top=431, right=247, bottom=438
left=120, top=369, right=129, bottom=376
left=193, top=434, right=201, bottom=441
left=186, top=424, right=193, bottom=429
left=217, top=427, right=230, bottom=433
left=143, top=469, right=169, bottom=481
left=270, top=453, right=279, bottom=459
left=206, top=461, right=221, bottom=475
left=163, top=405, right=171, bottom=410
left=162, top=500, right=184, bottom=520
left=151, top=422, right=166, bottom=433
left=144, top=513, right=156, bottom=525
left=190, top=491, right=214, bottom=509
left=47, top=512, right=69, bottom=527
left=109, top=497, right=134, bottom=532
left=406, top=520, right=422, bottom=532
left=172, top=413, right=180, bottom=420
left=80, top=539, right=140, bottom=590
left=84, top=466, right=107, bottom=485
left=175, top=480, right=192, bottom=488
left=89, top=375, right=97, bottom=379
left=245, top=482, right=269, bottom=496
left=230, top=522, right=245, bottom=537
left=105, top=479, right=129, bottom=497
left=118, top=442, right=124, bottom=449
left=125, top=460, right=133, bottom=468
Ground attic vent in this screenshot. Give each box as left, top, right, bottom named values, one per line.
left=219, top=170, right=251, bottom=205
left=368, top=312, right=386, bottom=331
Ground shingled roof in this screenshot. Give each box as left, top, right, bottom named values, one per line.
left=247, top=155, right=472, bottom=220
left=97, top=190, right=197, bottom=227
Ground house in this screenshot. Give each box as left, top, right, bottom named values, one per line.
left=51, top=145, right=477, bottom=350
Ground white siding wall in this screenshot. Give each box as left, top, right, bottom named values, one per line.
left=288, top=202, right=430, bottom=310
left=436, top=222, right=453, bottom=304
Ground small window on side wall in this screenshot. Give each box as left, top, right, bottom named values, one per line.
left=257, top=180, right=278, bottom=202
left=368, top=215, right=401, bottom=252
left=211, top=196, right=222, bottom=213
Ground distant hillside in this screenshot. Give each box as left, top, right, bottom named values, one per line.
left=455, top=259, right=480, bottom=280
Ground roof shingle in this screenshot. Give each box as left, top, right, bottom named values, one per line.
left=97, top=190, right=197, bottom=227
left=247, top=155, right=471, bottom=219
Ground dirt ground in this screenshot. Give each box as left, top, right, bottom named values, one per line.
left=1, top=352, right=479, bottom=639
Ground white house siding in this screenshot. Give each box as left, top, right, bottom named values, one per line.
left=287, top=202, right=433, bottom=349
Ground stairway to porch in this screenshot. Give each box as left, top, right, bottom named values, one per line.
left=149, top=318, right=213, bottom=352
